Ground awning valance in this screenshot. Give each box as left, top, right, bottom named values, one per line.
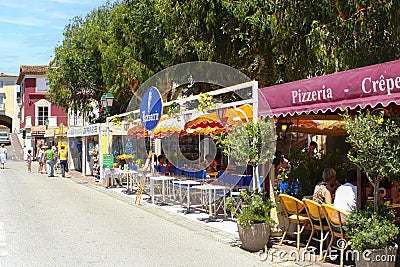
left=259, top=60, right=400, bottom=117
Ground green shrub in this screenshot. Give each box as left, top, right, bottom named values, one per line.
left=283, top=146, right=352, bottom=198
left=227, top=190, right=275, bottom=226
left=346, top=205, right=399, bottom=252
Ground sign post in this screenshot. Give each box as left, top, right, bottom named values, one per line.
left=135, top=87, right=163, bottom=206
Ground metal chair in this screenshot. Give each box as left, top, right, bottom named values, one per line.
left=321, top=204, right=349, bottom=267
left=303, top=199, right=330, bottom=258
left=278, top=194, right=310, bottom=250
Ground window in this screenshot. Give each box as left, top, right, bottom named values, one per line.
left=38, top=106, right=49, bottom=125
left=0, top=81, right=3, bottom=88
left=0, top=94, right=4, bottom=110
left=36, top=78, right=49, bottom=91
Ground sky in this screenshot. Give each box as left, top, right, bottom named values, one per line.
left=0, top=0, right=114, bottom=76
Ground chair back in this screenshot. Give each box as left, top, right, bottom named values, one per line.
left=321, top=204, right=348, bottom=238
left=303, top=199, right=325, bottom=228
left=279, top=194, right=305, bottom=216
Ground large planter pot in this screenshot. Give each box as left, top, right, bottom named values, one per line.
left=355, top=244, right=397, bottom=267
left=237, top=222, right=271, bottom=252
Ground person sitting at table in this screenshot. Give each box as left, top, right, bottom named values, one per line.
left=165, top=159, right=173, bottom=173
left=312, top=168, right=338, bottom=205
left=275, top=154, right=291, bottom=177
left=334, top=169, right=357, bottom=213
left=201, top=154, right=218, bottom=173
left=157, top=154, right=165, bottom=166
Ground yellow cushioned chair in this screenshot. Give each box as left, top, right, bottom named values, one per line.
left=278, top=194, right=310, bottom=250
left=303, top=198, right=330, bottom=258
left=321, top=204, right=349, bottom=267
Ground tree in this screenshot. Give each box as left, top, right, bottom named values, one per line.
left=343, top=110, right=400, bottom=211
left=47, top=0, right=400, bottom=120
left=217, top=120, right=276, bottom=192
left=47, top=4, right=114, bottom=122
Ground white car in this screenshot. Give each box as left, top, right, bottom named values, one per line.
left=0, top=132, right=10, bottom=145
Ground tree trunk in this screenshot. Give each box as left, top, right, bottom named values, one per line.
left=252, top=164, right=259, bottom=192
left=373, top=180, right=380, bottom=212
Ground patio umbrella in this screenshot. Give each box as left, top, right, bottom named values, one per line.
left=290, top=120, right=346, bottom=135
left=183, top=112, right=226, bottom=136
left=222, top=104, right=254, bottom=128
left=127, top=124, right=149, bottom=138
left=154, top=117, right=185, bottom=138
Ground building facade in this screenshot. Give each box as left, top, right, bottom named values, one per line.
left=17, top=65, right=68, bottom=154
left=0, top=73, right=18, bottom=132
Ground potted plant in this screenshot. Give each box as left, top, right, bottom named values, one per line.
left=343, top=110, right=400, bottom=265
left=226, top=190, right=275, bottom=251
left=218, top=119, right=276, bottom=251
left=346, top=205, right=398, bottom=266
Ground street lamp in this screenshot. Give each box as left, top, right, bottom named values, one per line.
left=101, top=92, right=114, bottom=160
left=101, top=92, right=114, bottom=116
left=276, top=117, right=293, bottom=140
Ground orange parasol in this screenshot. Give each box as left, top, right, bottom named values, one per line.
left=127, top=124, right=149, bottom=138
left=183, top=112, right=226, bottom=136
left=154, top=117, right=185, bottom=138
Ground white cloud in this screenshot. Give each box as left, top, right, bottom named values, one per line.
left=0, top=2, right=25, bottom=9
left=0, top=17, right=43, bottom=27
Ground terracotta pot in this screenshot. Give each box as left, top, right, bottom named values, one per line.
left=354, top=244, right=397, bottom=267
left=237, top=222, right=271, bottom=252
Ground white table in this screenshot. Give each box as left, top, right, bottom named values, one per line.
left=119, top=170, right=138, bottom=193
left=192, top=184, right=230, bottom=217
left=150, top=175, right=176, bottom=204
left=101, top=168, right=121, bottom=187
left=172, top=180, right=201, bottom=213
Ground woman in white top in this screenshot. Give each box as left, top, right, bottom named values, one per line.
left=0, top=144, right=7, bottom=169
left=37, top=145, right=46, bottom=174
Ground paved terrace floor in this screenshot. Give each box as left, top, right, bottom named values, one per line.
left=65, top=169, right=355, bottom=267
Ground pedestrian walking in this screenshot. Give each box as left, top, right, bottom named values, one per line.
left=36, top=144, right=46, bottom=174
left=0, top=143, right=7, bottom=169
left=45, top=146, right=55, bottom=177
left=26, top=149, right=33, bottom=173
left=58, top=145, right=68, bottom=177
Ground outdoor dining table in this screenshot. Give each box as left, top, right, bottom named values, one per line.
left=119, top=169, right=138, bottom=194
left=101, top=168, right=121, bottom=187
left=150, top=175, right=176, bottom=204
left=192, top=184, right=230, bottom=218
left=172, top=180, right=201, bottom=213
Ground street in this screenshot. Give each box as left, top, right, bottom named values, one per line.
left=0, top=160, right=272, bottom=267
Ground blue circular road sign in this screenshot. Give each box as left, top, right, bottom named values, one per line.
left=140, top=86, right=163, bottom=131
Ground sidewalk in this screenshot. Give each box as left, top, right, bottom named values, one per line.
left=66, top=170, right=350, bottom=267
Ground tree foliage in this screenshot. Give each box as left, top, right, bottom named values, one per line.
left=216, top=120, right=276, bottom=191
left=343, top=110, right=400, bottom=210
left=47, top=0, right=400, bottom=122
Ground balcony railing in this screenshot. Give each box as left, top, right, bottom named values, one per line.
left=24, top=116, right=69, bottom=127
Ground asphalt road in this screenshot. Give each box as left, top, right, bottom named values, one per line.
left=0, top=160, right=273, bottom=267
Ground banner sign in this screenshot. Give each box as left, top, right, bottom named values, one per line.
left=67, top=124, right=100, bottom=137
left=140, top=86, right=163, bottom=131
left=258, top=59, right=400, bottom=117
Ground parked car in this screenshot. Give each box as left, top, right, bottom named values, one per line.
left=0, top=132, right=10, bottom=145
